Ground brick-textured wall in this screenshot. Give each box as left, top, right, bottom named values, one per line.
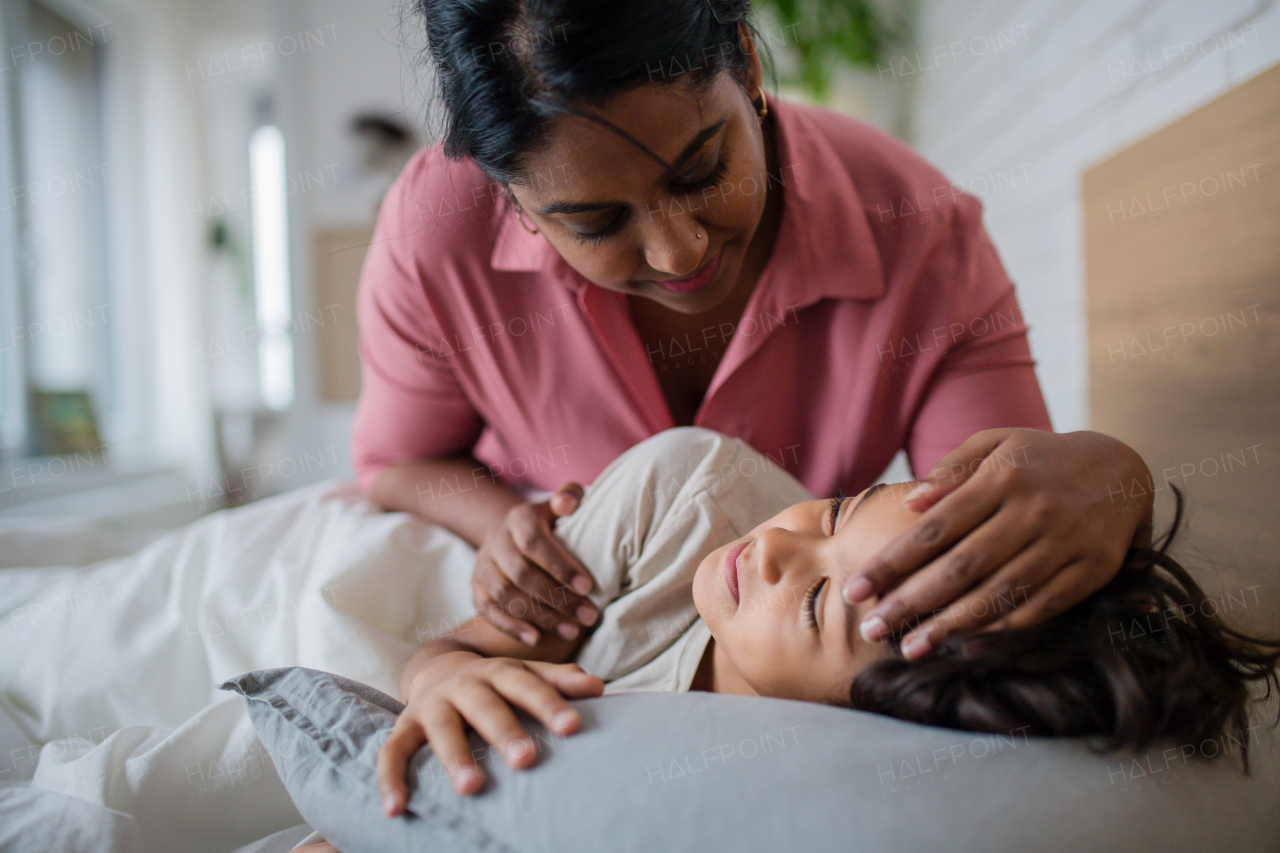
left=895, top=0, right=1280, bottom=432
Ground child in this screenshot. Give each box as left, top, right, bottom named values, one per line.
left=375, top=427, right=1280, bottom=815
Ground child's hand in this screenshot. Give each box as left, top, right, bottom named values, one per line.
left=375, top=652, right=603, bottom=812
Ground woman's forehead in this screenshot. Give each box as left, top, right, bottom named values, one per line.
left=514, top=78, right=737, bottom=193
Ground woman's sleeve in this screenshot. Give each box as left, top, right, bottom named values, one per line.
left=905, top=196, right=1053, bottom=479
left=349, top=183, right=485, bottom=498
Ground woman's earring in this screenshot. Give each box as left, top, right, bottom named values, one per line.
left=515, top=206, right=540, bottom=235
left=755, top=86, right=768, bottom=122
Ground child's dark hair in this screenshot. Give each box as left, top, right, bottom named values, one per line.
left=413, top=0, right=764, bottom=185
left=846, top=485, right=1280, bottom=771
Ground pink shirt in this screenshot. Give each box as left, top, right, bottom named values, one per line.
left=351, top=97, right=1051, bottom=500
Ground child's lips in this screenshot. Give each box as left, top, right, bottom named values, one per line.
left=723, top=540, right=748, bottom=605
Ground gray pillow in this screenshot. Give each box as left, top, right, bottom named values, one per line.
left=221, top=667, right=1280, bottom=853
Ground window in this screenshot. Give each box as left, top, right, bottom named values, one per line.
left=0, top=1, right=113, bottom=464
left=248, top=123, right=295, bottom=411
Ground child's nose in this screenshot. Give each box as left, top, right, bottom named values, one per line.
left=752, top=527, right=796, bottom=586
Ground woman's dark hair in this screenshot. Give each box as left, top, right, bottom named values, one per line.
left=413, top=0, right=764, bottom=186
left=847, top=485, right=1280, bottom=772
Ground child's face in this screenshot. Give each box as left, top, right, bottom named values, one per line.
left=692, top=482, right=922, bottom=704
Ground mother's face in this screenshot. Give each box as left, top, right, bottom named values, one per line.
left=505, top=65, right=772, bottom=315
left=692, top=483, right=924, bottom=704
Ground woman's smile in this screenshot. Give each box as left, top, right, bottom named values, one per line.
left=643, top=246, right=724, bottom=295
left=506, top=73, right=779, bottom=317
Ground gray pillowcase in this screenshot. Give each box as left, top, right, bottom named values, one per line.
left=221, top=667, right=1280, bottom=853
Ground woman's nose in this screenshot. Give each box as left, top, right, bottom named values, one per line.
left=641, top=215, right=705, bottom=277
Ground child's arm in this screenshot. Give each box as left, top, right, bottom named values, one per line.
left=377, top=613, right=603, bottom=813
left=396, top=611, right=590, bottom=701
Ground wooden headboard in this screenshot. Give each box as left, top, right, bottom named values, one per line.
left=1082, top=62, right=1279, bottom=634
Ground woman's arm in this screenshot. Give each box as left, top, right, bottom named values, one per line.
left=842, top=196, right=1153, bottom=658
left=349, top=169, right=598, bottom=647
left=371, top=455, right=522, bottom=548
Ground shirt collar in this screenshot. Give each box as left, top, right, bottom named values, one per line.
left=489, top=97, right=886, bottom=301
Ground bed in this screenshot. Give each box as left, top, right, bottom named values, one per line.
left=1, top=478, right=1277, bottom=853
left=0, top=479, right=476, bottom=852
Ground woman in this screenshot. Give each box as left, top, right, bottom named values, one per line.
left=368, top=428, right=1279, bottom=821
left=352, top=0, right=1154, bottom=661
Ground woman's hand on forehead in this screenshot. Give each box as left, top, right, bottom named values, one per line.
left=842, top=428, right=1153, bottom=659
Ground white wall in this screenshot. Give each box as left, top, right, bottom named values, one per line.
left=292, top=0, right=430, bottom=229
left=263, top=0, right=431, bottom=488
left=133, top=0, right=418, bottom=501
left=902, top=0, right=1280, bottom=432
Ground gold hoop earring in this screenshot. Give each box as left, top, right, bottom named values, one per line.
left=515, top=206, right=539, bottom=235
left=755, top=86, right=768, bottom=122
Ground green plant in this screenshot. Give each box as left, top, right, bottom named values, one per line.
left=753, top=0, right=896, bottom=98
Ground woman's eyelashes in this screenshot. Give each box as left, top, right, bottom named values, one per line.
left=571, top=210, right=627, bottom=245
left=678, top=155, right=729, bottom=193
left=569, top=153, right=730, bottom=246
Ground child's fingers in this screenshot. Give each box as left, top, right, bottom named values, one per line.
left=376, top=715, right=427, bottom=815
left=527, top=661, right=605, bottom=700
left=452, top=684, right=541, bottom=770
left=491, top=665, right=592, bottom=736
left=419, top=705, right=486, bottom=795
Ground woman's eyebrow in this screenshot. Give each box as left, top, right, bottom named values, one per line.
left=534, top=116, right=727, bottom=216
left=536, top=198, right=617, bottom=216
left=666, top=116, right=727, bottom=173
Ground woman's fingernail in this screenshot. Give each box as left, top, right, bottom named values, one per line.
left=902, top=634, right=930, bottom=659
left=571, top=575, right=593, bottom=595
left=382, top=792, right=397, bottom=815
left=553, top=710, right=577, bottom=730
left=520, top=630, right=538, bottom=646
left=557, top=622, right=579, bottom=639
left=576, top=605, right=597, bottom=624
left=843, top=576, right=872, bottom=603
left=859, top=616, right=888, bottom=643
left=903, top=482, right=933, bottom=503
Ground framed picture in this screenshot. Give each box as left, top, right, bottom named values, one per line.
left=29, top=389, right=105, bottom=457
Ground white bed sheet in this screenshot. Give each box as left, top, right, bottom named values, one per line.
left=0, top=479, right=478, bottom=853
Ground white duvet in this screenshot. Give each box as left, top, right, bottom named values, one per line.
left=0, top=480, right=481, bottom=853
